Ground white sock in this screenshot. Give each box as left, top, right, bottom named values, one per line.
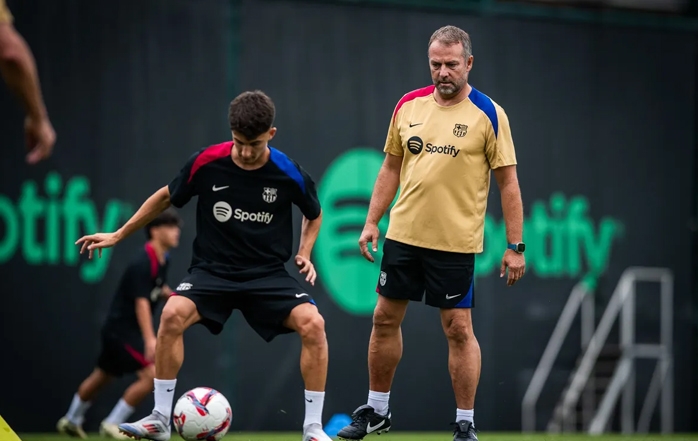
left=457, top=408, right=474, bottom=423
left=104, top=398, right=135, bottom=425
left=65, top=393, right=91, bottom=426
left=303, top=390, right=325, bottom=429
left=153, top=379, right=177, bottom=419
left=367, top=390, right=390, bottom=416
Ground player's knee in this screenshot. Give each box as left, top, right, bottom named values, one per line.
left=297, top=313, right=326, bottom=346
left=159, top=303, right=189, bottom=336
left=444, top=316, right=474, bottom=344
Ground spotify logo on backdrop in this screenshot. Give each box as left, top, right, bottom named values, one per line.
left=314, top=148, right=398, bottom=316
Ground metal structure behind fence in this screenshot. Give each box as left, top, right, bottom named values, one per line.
left=523, top=267, right=674, bottom=434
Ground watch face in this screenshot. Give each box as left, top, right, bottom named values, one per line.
left=517, top=243, right=526, bottom=252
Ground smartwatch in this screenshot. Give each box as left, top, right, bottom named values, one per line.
left=507, top=242, right=525, bottom=254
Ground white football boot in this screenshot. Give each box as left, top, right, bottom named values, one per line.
left=303, top=423, right=333, bottom=441
left=118, top=411, right=171, bottom=441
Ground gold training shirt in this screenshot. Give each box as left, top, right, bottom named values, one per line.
left=0, top=0, right=12, bottom=24
left=384, top=85, right=517, bottom=254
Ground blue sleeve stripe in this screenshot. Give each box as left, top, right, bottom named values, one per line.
left=469, top=87, right=499, bottom=138
left=269, top=147, right=306, bottom=194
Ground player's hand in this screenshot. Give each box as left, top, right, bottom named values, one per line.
left=500, top=249, right=526, bottom=286
left=295, top=255, right=317, bottom=286
left=24, top=115, right=56, bottom=165
left=161, top=285, right=173, bottom=298
left=75, top=232, right=120, bottom=259
left=144, top=337, right=157, bottom=362
left=358, top=222, right=380, bottom=263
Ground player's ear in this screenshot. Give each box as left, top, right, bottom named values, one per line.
left=268, top=127, right=277, bottom=139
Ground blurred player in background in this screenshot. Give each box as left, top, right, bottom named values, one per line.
left=337, top=26, right=525, bottom=441
left=58, top=209, right=182, bottom=439
left=0, top=0, right=56, bottom=164
left=76, top=90, right=332, bottom=441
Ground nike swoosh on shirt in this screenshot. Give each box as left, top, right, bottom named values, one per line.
left=212, top=185, right=229, bottom=191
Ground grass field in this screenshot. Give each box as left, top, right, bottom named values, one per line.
left=15, top=434, right=698, bottom=441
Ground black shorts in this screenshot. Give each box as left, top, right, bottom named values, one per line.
left=96, top=331, right=151, bottom=377
left=377, top=239, right=475, bottom=309
left=173, top=268, right=316, bottom=342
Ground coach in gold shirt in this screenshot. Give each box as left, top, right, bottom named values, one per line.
left=338, top=26, right=525, bottom=441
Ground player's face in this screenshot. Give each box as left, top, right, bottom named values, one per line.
left=232, top=129, right=277, bottom=165
left=428, top=41, right=473, bottom=98
left=153, top=225, right=180, bottom=248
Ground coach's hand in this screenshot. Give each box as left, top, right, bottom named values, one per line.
left=359, top=223, right=380, bottom=263
left=25, top=115, right=56, bottom=165
left=75, top=232, right=120, bottom=259
left=295, top=255, right=317, bottom=286
left=501, top=249, right=526, bottom=286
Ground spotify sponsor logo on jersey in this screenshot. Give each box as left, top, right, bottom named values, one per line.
left=212, top=201, right=273, bottom=224
left=407, top=136, right=424, bottom=154
left=426, top=143, right=459, bottom=157
left=235, top=209, right=273, bottom=224
left=407, top=136, right=460, bottom=157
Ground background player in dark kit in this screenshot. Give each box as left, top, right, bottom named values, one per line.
left=76, top=90, right=332, bottom=441
left=58, top=209, right=182, bottom=439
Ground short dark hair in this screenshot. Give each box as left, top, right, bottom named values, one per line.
left=145, top=208, right=182, bottom=239
left=228, top=90, right=276, bottom=140
left=428, top=25, right=472, bottom=59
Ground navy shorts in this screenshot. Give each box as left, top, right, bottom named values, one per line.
left=377, top=239, right=475, bottom=309
left=173, top=268, right=316, bottom=342
left=96, top=331, right=151, bottom=377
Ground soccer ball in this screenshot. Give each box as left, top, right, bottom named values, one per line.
left=172, top=387, right=233, bottom=441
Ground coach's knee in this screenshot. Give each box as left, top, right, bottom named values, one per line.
left=372, top=303, right=402, bottom=333
left=296, top=311, right=326, bottom=348
left=444, top=315, right=474, bottom=345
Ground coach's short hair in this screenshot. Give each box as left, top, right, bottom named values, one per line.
left=428, top=25, right=472, bottom=59
left=145, top=208, right=182, bottom=239
left=228, top=90, right=276, bottom=140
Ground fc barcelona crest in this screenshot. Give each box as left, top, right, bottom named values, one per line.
left=262, top=187, right=278, bottom=203
left=453, top=123, right=468, bottom=137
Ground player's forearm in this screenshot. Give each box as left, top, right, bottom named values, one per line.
left=115, top=186, right=171, bottom=242
left=500, top=181, right=524, bottom=243
left=0, top=26, right=48, bottom=120
left=297, top=211, right=322, bottom=259
left=161, top=284, right=173, bottom=298
left=135, top=298, right=156, bottom=342
left=366, top=166, right=400, bottom=226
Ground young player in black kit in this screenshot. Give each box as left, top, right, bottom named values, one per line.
left=76, top=90, right=332, bottom=441
left=58, top=209, right=182, bottom=439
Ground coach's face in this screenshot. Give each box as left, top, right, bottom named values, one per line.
left=232, top=128, right=277, bottom=165
left=429, top=40, right=472, bottom=98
